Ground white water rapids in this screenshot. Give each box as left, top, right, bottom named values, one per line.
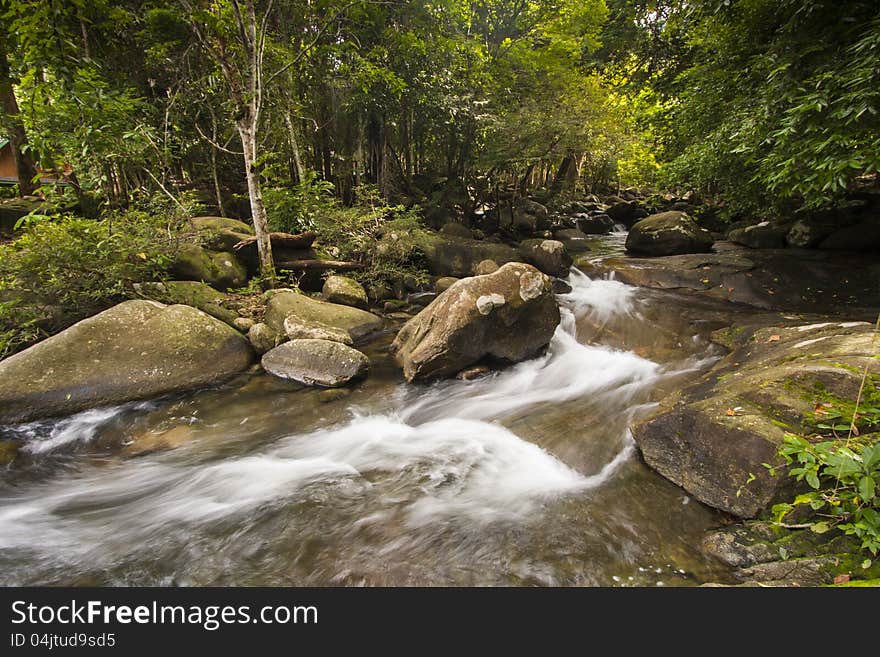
left=0, top=269, right=729, bottom=585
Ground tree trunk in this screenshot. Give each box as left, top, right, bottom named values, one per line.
left=238, top=120, right=275, bottom=285
left=210, top=145, right=225, bottom=217
left=284, top=111, right=305, bottom=185
left=0, top=31, right=38, bottom=196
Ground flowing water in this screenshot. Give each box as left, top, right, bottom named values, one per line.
left=0, top=253, right=747, bottom=586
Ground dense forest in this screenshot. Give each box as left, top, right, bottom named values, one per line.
left=0, top=1, right=879, bottom=588
left=2, top=1, right=878, bottom=320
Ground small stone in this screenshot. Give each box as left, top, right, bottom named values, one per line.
left=456, top=365, right=491, bottom=381
left=248, top=322, right=281, bottom=355
left=317, top=388, right=352, bottom=403
left=474, top=259, right=500, bottom=275
left=233, top=317, right=255, bottom=332
left=434, top=277, right=460, bottom=294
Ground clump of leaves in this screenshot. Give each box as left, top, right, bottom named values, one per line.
left=770, top=434, right=880, bottom=556
left=262, top=172, right=336, bottom=235
left=310, top=185, right=430, bottom=290
left=0, top=208, right=190, bottom=358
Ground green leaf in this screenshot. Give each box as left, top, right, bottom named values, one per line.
left=805, top=471, right=820, bottom=489
left=811, top=521, right=831, bottom=534
left=862, top=559, right=872, bottom=569
left=859, top=476, right=876, bottom=501
left=862, top=445, right=880, bottom=469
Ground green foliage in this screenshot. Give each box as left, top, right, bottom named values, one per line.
left=262, top=173, right=336, bottom=235
left=653, top=0, right=880, bottom=215
left=0, top=207, right=190, bottom=358
left=310, top=185, right=430, bottom=289
left=771, top=434, right=880, bottom=556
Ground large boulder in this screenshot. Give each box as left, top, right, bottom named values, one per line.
left=264, top=289, right=382, bottom=342
left=0, top=300, right=254, bottom=425
left=439, top=222, right=474, bottom=239
left=819, top=221, right=880, bottom=252
left=632, top=321, right=879, bottom=518
left=605, top=201, right=643, bottom=228
left=170, top=243, right=248, bottom=290
left=261, top=339, right=369, bottom=387
left=786, top=219, right=837, bottom=248
left=553, top=228, right=592, bottom=253
left=575, top=214, right=615, bottom=235
left=0, top=196, right=45, bottom=234
left=391, top=262, right=560, bottom=381
left=417, top=233, right=520, bottom=277
left=507, top=199, right=550, bottom=234
left=191, top=216, right=254, bottom=251
left=625, top=211, right=714, bottom=256
left=518, top=239, right=573, bottom=277
left=727, top=221, right=787, bottom=249
left=322, top=275, right=368, bottom=309
left=133, top=280, right=239, bottom=324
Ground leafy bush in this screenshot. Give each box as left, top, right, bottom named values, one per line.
left=262, top=173, right=336, bottom=235
left=770, top=434, right=880, bottom=557
left=310, top=185, right=430, bottom=290
left=0, top=208, right=190, bottom=358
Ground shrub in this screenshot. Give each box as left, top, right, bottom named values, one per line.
left=0, top=207, right=190, bottom=358
left=310, top=185, right=430, bottom=290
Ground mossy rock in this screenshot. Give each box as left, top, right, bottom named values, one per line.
left=191, top=216, right=254, bottom=251
left=134, top=280, right=239, bottom=325
left=0, top=300, right=254, bottom=424
left=264, top=289, right=383, bottom=343
left=633, top=321, right=879, bottom=518
left=0, top=196, right=48, bottom=234
left=322, top=275, right=368, bottom=309
left=625, top=211, right=714, bottom=256
left=170, top=244, right=248, bottom=290
left=415, top=233, right=520, bottom=277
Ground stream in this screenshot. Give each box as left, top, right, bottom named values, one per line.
left=0, top=241, right=750, bottom=586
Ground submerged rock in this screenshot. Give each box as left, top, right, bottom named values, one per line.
left=261, top=339, right=369, bottom=387
left=391, top=262, right=559, bottom=381
left=0, top=300, right=254, bottom=425
left=264, top=289, right=383, bottom=342
left=625, top=211, right=714, bottom=256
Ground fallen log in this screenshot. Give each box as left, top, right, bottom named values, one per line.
left=233, top=230, right=317, bottom=252
left=276, top=259, right=365, bottom=271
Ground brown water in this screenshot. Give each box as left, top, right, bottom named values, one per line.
left=0, top=247, right=748, bottom=586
